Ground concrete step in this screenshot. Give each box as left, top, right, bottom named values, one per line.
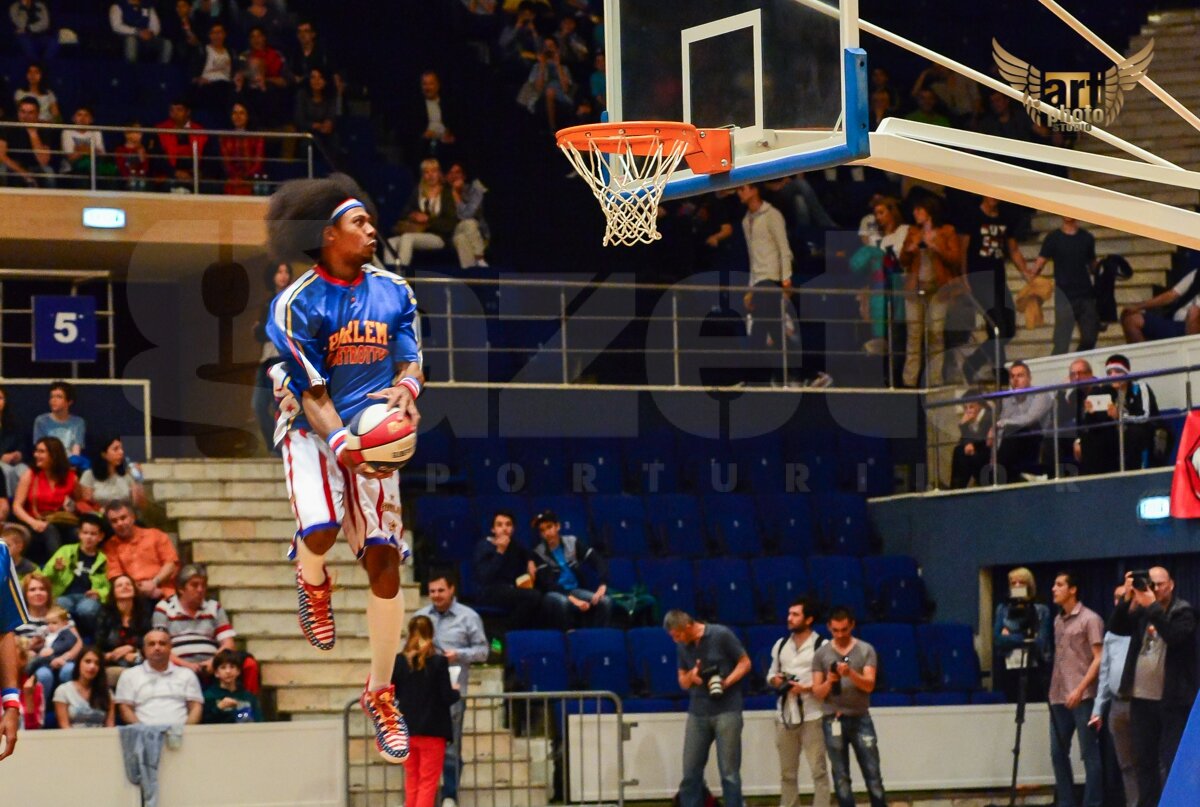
left=150, top=480, right=288, bottom=500
left=178, top=518, right=298, bottom=542
left=205, top=557, right=415, bottom=588
left=234, top=608, right=370, bottom=637
left=219, top=585, right=423, bottom=614
left=142, top=460, right=281, bottom=482
left=167, top=499, right=298, bottom=520
left=246, top=635, right=373, bottom=661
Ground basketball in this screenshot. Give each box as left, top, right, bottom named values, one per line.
left=344, top=404, right=417, bottom=472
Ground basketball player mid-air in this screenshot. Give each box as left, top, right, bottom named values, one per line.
left=266, top=174, right=423, bottom=762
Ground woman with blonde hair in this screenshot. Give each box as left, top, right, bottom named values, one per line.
left=391, top=615, right=460, bottom=807
left=388, top=158, right=462, bottom=271
left=993, top=566, right=1052, bottom=702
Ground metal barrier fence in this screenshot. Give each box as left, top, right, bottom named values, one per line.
left=343, top=690, right=627, bottom=807
left=0, top=268, right=116, bottom=378
left=0, top=121, right=323, bottom=195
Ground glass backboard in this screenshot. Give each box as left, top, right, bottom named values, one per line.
left=606, top=0, right=868, bottom=199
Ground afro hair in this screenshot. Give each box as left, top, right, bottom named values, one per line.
left=266, top=173, right=378, bottom=263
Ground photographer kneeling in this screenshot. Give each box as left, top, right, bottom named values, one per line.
left=665, top=610, right=752, bottom=807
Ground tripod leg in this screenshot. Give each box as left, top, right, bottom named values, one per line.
left=1008, top=664, right=1030, bottom=807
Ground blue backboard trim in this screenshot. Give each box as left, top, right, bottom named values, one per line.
left=662, top=47, right=869, bottom=200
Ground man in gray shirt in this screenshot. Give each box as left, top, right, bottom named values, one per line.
left=988, top=361, right=1053, bottom=483
left=811, top=607, right=886, bottom=807
left=665, top=609, right=751, bottom=807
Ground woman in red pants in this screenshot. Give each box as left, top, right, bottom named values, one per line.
left=392, top=615, right=461, bottom=807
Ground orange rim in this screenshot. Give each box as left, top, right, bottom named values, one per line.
left=556, top=121, right=732, bottom=175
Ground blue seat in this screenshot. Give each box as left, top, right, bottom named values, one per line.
left=638, top=558, right=696, bottom=615
left=627, top=627, right=683, bottom=699
left=819, top=493, right=871, bottom=556
left=622, top=434, right=681, bottom=493
left=505, top=630, right=568, bottom=692
left=567, top=628, right=630, bottom=696
left=589, top=495, right=649, bottom=557
left=604, top=557, right=638, bottom=592
left=471, top=495, right=533, bottom=540
left=743, top=624, right=785, bottom=693
left=916, top=623, right=983, bottom=692
left=858, top=624, right=922, bottom=692
left=809, top=556, right=868, bottom=620
left=836, top=434, right=892, bottom=495
left=750, top=556, right=812, bottom=622
left=645, top=494, right=706, bottom=557
left=569, top=439, right=624, bottom=494
left=755, top=495, right=815, bottom=557
left=793, top=451, right=836, bottom=493
left=914, top=691, right=969, bottom=706
left=695, top=559, right=756, bottom=625
left=704, top=494, right=763, bottom=556
left=741, top=437, right=786, bottom=494
left=872, top=692, right=915, bottom=707
left=863, top=555, right=927, bottom=623
left=514, top=440, right=568, bottom=494
left=462, top=439, right=523, bottom=495
left=415, top=496, right=473, bottom=561
left=862, top=556, right=920, bottom=602
left=681, top=440, right=738, bottom=494
left=532, top=495, right=589, bottom=540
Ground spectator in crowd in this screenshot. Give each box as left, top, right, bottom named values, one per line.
left=155, top=98, right=208, bottom=191
left=294, top=68, right=338, bottom=157
left=959, top=196, right=1028, bottom=384
left=153, top=563, right=257, bottom=691
left=408, top=71, right=459, bottom=166
left=96, top=573, right=154, bottom=685
left=993, top=566, right=1052, bottom=703
left=905, top=88, right=950, bottom=128
left=869, top=88, right=893, bottom=131
left=1048, top=571, right=1104, bottom=807
left=899, top=195, right=962, bottom=387
left=473, top=510, right=542, bottom=630
left=53, top=646, right=113, bottom=728
left=856, top=196, right=907, bottom=355
left=231, top=55, right=273, bottom=127
left=389, top=158, right=460, bottom=270
left=220, top=102, right=265, bottom=195
left=104, top=499, right=179, bottom=601
left=1, top=524, right=36, bottom=580
left=25, top=605, right=80, bottom=702
left=553, top=15, right=590, bottom=79
left=414, top=571, right=487, bottom=807
left=1088, top=582, right=1139, bottom=807
left=32, top=382, right=84, bottom=459
left=988, top=361, right=1053, bottom=483
left=1058, top=359, right=1098, bottom=475
left=1031, top=217, right=1099, bottom=355
left=13, top=63, right=58, bottom=122
left=446, top=162, right=489, bottom=268
left=9, top=0, right=58, bottom=63
left=869, top=66, right=900, bottom=116
left=523, top=37, right=576, bottom=132
left=976, top=91, right=1038, bottom=142
left=1099, top=354, right=1159, bottom=471
left=764, top=174, right=839, bottom=233
left=201, top=648, right=262, bottom=723
left=12, top=437, right=84, bottom=564
left=15, top=638, right=44, bottom=729
left=589, top=51, right=606, bottom=114
left=163, top=0, right=203, bottom=66
left=16, top=572, right=52, bottom=642
left=41, top=513, right=109, bottom=638
left=0, top=383, right=29, bottom=498
left=1108, top=567, right=1197, bottom=806
left=738, top=182, right=798, bottom=383
left=910, top=62, right=979, bottom=127
left=1120, top=264, right=1200, bottom=343
left=532, top=510, right=612, bottom=629
left=79, top=438, right=146, bottom=515
left=237, top=0, right=288, bottom=49
left=0, top=96, right=56, bottom=187
left=950, top=393, right=992, bottom=489
left=665, top=609, right=751, bottom=807
left=113, top=124, right=150, bottom=190
left=289, top=20, right=332, bottom=91
left=110, top=0, right=172, bottom=65
left=1, top=536, right=26, bottom=754
left=59, top=106, right=107, bottom=182
left=250, top=262, right=290, bottom=451
left=239, top=27, right=291, bottom=124
left=498, top=3, right=541, bottom=80
left=811, top=606, right=886, bottom=807
left=767, top=597, right=830, bottom=807
left=190, top=22, right=235, bottom=114
left=113, top=627, right=203, bottom=725
left=392, top=614, right=461, bottom=807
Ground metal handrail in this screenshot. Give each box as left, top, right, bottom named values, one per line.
left=925, top=363, right=1200, bottom=408
left=0, top=120, right=319, bottom=140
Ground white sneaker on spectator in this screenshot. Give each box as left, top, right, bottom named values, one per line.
left=442, top=798, right=458, bottom=807
left=475, top=258, right=489, bottom=267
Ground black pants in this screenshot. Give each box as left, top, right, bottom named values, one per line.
left=950, top=443, right=987, bottom=488
left=1053, top=295, right=1100, bottom=355
left=1130, top=697, right=1190, bottom=807
left=962, top=272, right=1017, bottom=384
left=995, top=431, right=1043, bottom=482
left=482, top=584, right=544, bottom=630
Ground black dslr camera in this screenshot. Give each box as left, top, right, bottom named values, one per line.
left=830, top=656, right=851, bottom=695
left=775, top=674, right=800, bottom=697
left=1128, top=570, right=1151, bottom=592
left=699, top=666, right=724, bottom=698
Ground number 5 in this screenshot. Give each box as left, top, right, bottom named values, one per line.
left=53, top=311, right=80, bottom=344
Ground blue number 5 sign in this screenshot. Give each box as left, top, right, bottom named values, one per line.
left=33, top=296, right=97, bottom=362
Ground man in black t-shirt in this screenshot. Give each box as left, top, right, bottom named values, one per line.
left=1032, top=217, right=1099, bottom=354
left=472, top=510, right=542, bottom=629
left=959, top=196, right=1030, bottom=384
left=0, top=96, right=55, bottom=187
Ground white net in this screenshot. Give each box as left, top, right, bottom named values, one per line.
left=559, top=132, right=689, bottom=247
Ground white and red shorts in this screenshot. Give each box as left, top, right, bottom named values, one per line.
left=281, top=429, right=409, bottom=562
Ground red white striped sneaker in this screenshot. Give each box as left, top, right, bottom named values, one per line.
left=361, top=683, right=409, bottom=763
left=295, top=564, right=336, bottom=651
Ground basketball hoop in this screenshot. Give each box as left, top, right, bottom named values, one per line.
left=556, top=122, right=732, bottom=247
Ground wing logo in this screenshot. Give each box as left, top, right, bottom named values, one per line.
left=992, top=38, right=1153, bottom=131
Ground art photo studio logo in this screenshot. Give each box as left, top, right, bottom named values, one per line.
left=992, top=38, right=1154, bottom=132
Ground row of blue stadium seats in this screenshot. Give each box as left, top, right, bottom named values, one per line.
left=418, top=491, right=873, bottom=560
left=505, top=624, right=1001, bottom=713
left=405, top=431, right=893, bottom=497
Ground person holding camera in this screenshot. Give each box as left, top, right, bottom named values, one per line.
left=993, top=566, right=1053, bottom=703
left=664, top=609, right=752, bottom=807
left=1047, top=572, right=1104, bottom=807
left=811, top=607, right=886, bottom=807
left=767, top=597, right=830, bottom=807
left=1107, top=567, right=1197, bottom=807
left=1088, top=582, right=1138, bottom=807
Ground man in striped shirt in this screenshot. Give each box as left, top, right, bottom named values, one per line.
left=2, top=540, right=30, bottom=760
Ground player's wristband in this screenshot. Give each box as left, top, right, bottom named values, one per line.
left=398, top=376, right=422, bottom=399
left=1, top=688, right=19, bottom=711
left=327, top=428, right=349, bottom=461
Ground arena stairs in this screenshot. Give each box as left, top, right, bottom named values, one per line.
left=144, top=459, right=550, bottom=807
left=1001, top=8, right=1200, bottom=363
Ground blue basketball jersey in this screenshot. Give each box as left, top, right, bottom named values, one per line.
left=0, top=542, right=29, bottom=634
left=268, top=264, right=422, bottom=433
